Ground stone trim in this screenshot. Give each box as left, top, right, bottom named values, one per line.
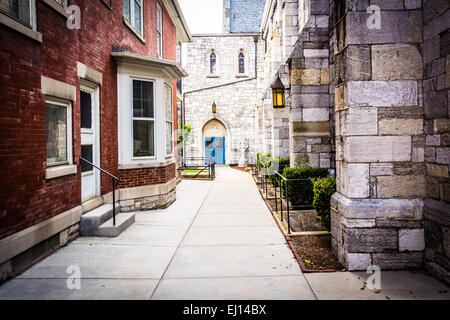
left=0, top=205, right=82, bottom=264
left=118, top=158, right=176, bottom=170
left=119, top=177, right=177, bottom=201
left=41, top=76, right=77, bottom=101
left=77, top=62, right=103, bottom=85
left=45, top=164, right=77, bottom=180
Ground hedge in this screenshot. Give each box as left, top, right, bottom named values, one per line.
left=280, top=167, right=328, bottom=206
left=311, top=177, right=336, bottom=231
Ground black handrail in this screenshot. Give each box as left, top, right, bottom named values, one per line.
left=178, top=156, right=215, bottom=179
left=80, top=157, right=119, bottom=226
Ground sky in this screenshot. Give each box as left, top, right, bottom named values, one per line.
left=178, top=0, right=223, bottom=34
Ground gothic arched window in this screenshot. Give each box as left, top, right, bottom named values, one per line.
left=210, top=52, right=216, bottom=74
left=238, top=52, right=245, bottom=74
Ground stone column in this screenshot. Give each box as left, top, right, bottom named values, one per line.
left=330, top=1, right=426, bottom=270
left=288, top=0, right=331, bottom=169
left=422, top=2, right=450, bottom=285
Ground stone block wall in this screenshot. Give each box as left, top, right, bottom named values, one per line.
left=287, top=0, right=332, bottom=169
left=422, top=1, right=450, bottom=286
left=330, top=0, right=426, bottom=271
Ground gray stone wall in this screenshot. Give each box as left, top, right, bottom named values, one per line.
left=182, top=35, right=265, bottom=164
left=422, top=1, right=450, bottom=286
left=330, top=0, right=426, bottom=271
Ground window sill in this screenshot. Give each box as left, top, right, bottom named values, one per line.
left=235, top=74, right=249, bottom=78
left=123, top=17, right=146, bottom=44
left=118, top=158, right=175, bottom=170
left=42, top=0, right=70, bottom=18
left=45, top=164, right=77, bottom=180
left=0, top=12, right=42, bottom=43
left=207, top=75, right=220, bottom=78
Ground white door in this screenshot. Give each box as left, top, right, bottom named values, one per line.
left=80, top=85, right=100, bottom=201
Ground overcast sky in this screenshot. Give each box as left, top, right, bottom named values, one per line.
left=178, top=0, right=223, bottom=34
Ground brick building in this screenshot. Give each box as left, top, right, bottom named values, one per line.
left=260, top=0, right=449, bottom=285
left=0, top=0, right=191, bottom=281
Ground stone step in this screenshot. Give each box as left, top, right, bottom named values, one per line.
left=96, top=212, right=136, bottom=237
left=79, top=204, right=120, bottom=236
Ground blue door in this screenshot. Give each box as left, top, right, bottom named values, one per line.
left=205, top=137, right=225, bottom=164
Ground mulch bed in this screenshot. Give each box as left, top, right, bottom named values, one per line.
left=287, top=234, right=345, bottom=272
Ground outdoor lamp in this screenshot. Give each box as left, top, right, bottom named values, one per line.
left=271, top=76, right=285, bottom=108
left=212, top=101, right=217, bottom=113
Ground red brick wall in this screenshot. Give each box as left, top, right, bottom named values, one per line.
left=0, top=0, right=178, bottom=239
left=119, top=163, right=176, bottom=188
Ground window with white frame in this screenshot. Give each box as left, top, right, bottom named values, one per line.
left=0, top=0, right=36, bottom=28
left=164, top=83, right=173, bottom=156
left=210, top=51, right=216, bottom=74
left=46, top=99, right=72, bottom=166
left=157, top=3, right=163, bottom=58
left=132, top=79, right=155, bottom=157
left=53, top=0, right=68, bottom=7
left=238, top=51, right=245, bottom=74
left=123, top=0, right=143, bottom=35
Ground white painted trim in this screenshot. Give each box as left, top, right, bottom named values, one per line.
left=0, top=10, right=42, bottom=43
left=0, top=205, right=82, bottom=264
left=45, top=164, right=77, bottom=179
left=45, top=98, right=73, bottom=168
left=118, top=158, right=175, bottom=170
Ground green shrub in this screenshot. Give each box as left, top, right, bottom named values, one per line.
left=280, top=167, right=328, bottom=206
left=268, top=157, right=290, bottom=186
left=311, top=177, right=336, bottom=231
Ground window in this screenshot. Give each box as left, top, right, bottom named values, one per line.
left=123, top=0, right=143, bottom=34
left=210, top=52, right=216, bottom=74
left=132, top=80, right=154, bottom=157
left=157, top=3, right=162, bottom=58
left=0, top=0, right=35, bottom=28
left=46, top=100, right=72, bottom=166
left=53, top=0, right=67, bottom=7
left=238, top=52, right=245, bottom=74
left=164, top=83, right=173, bottom=156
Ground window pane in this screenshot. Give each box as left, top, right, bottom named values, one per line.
left=133, top=80, right=154, bottom=118
left=134, top=0, right=142, bottom=32
left=166, top=122, right=173, bottom=155
left=46, top=104, right=67, bottom=164
left=80, top=90, right=92, bottom=129
left=123, top=0, right=130, bottom=20
left=0, top=0, right=31, bottom=26
left=238, top=52, right=245, bottom=74
left=164, top=83, right=172, bottom=121
left=210, top=53, right=216, bottom=74
left=81, top=145, right=93, bottom=172
left=133, top=120, right=154, bottom=157
left=157, top=6, right=162, bottom=32
left=158, top=34, right=162, bottom=57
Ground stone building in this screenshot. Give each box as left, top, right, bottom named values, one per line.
left=181, top=0, right=266, bottom=165
left=259, top=0, right=449, bottom=284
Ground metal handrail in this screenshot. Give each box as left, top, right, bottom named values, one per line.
left=178, top=156, right=215, bottom=179
left=80, top=157, right=119, bottom=226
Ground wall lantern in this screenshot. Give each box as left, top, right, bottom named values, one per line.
left=212, top=101, right=217, bottom=113
left=271, top=76, right=285, bottom=108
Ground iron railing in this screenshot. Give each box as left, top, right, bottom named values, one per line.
left=177, top=156, right=215, bottom=179
left=255, top=157, right=313, bottom=234
left=80, top=157, right=120, bottom=226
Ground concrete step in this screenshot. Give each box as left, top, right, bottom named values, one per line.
left=96, top=212, right=136, bottom=237
left=80, top=204, right=119, bottom=236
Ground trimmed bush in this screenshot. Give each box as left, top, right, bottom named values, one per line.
left=281, top=167, right=328, bottom=206
left=268, top=157, right=290, bottom=186
left=311, top=177, right=336, bottom=231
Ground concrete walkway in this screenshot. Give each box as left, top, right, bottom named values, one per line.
left=0, top=167, right=448, bottom=300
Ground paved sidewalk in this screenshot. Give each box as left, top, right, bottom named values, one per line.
left=0, top=167, right=448, bottom=300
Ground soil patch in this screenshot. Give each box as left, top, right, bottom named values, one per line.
left=289, top=235, right=344, bottom=272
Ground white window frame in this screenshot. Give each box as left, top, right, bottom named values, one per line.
left=164, top=82, right=173, bottom=157
left=123, top=0, right=144, bottom=36
left=157, top=3, right=163, bottom=58
left=131, top=78, right=156, bottom=160
left=0, top=0, right=37, bottom=31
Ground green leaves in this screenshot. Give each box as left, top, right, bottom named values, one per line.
left=311, top=176, right=336, bottom=231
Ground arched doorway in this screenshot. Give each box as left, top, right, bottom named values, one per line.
left=202, top=119, right=226, bottom=164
